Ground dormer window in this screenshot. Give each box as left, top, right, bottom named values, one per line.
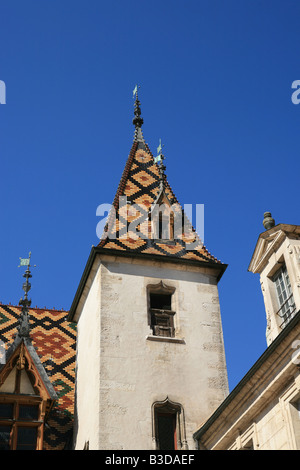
left=151, top=206, right=175, bottom=242
left=0, top=339, right=57, bottom=450
left=273, top=264, right=296, bottom=328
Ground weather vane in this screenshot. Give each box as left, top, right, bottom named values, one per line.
left=17, top=251, right=36, bottom=338
left=154, top=139, right=165, bottom=164
left=18, top=251, right=32, bottom=268
left=133, top=84, right=140, bottom=99
left=18, top=252, right=36, bottom=305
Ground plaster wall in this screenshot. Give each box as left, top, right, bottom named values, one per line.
left=73, top=258, right=101, bottom=450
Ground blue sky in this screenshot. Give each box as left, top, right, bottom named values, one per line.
left=0, top=0, right=299, bottom=391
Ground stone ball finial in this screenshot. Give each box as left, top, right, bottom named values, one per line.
left=263, top=212, right=275, bottom=230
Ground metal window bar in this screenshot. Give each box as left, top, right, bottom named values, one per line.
left=273, top=265, right=296, bottom=329
left=275, top=293, right=297, bottom=328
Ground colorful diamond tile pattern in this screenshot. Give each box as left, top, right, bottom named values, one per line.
left=99, top=140, right=222, bottom=265
left=0, top=304, right=76, bottom=450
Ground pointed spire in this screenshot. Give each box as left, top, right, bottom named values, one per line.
left=17, top=252, right=35, bottom=338
left=132, top=84, right=145, bottom=143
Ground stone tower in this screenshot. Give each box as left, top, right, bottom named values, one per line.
left=249, top=212, right=300, bottom=345
left=68, top=91, right=228, bottom=450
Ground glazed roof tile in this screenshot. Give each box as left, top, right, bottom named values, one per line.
left=98, top=135, right=223, bottom=266
left=0, top=304, right=76, bottom=450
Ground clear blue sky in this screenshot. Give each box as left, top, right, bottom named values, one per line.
left=0, top=0, right=299, bottom=391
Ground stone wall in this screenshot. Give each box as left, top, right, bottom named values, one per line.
left=73, top=254, right=228, bottom=450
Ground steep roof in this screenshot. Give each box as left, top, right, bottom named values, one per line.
left=98, top=90, right=224, bottom=267
left=68, top=91, right=227, bottom=322
left=0, top=303, right=76, bottom=450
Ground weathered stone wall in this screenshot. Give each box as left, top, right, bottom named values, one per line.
left=74, top=254, right=228, bottom=450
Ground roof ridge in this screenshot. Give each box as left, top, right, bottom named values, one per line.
left=0, top=303, right=68, bottom=313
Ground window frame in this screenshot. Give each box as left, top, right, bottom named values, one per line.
left=272, top=263, right=296, bottom=328
left=151, top=397, right=188, bottom=450
left=156, top=411, right=177, bottom=450
left=147, top=281, right=176, bottom=338
left=0, top=396, right=44, bottom=450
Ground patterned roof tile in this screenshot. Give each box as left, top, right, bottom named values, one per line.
left=99, top=140, right=223, bottom=265
left=0, top=304, right=76, bottom=450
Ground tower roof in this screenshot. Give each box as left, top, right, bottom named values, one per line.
left=98, top=89, right=224, bottom=266
left=68, top=91, right=227, bottom=321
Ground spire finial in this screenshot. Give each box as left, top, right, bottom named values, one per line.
left=17, top=252, right=36, bottom=338
left=132, top=84, right=144, bottom=129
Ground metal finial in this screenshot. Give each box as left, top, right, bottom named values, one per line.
left=263, top=212, right=275, bottom=230
left=132, top=84, right=143, bottom=128
left=17, top=252, right=36, bottom=338
left=154, top=139, right=166, bottom=189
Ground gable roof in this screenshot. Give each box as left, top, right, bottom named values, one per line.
left=248, top=223, right=300, bottom=274
left=0, top=303, right=76, bottom=450
left=0, top=330, right=58, bottom=402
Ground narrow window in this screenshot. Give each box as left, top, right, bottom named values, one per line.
left=149, top=291, right=175, bottom=338
left=273, top=264, right=296, bottom=327
left=152, top=398, right=188, bottom=450
left=158, top=212, right=163, bottom=240
left=170, top=212, right=174, bottom=240
left=157, top=412, right=177, bottom=450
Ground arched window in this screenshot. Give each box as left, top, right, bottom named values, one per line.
left=151, top=397, right=188, bottom=450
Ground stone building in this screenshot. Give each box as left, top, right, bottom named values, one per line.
left=194, top=215, right=300, bottom=450
left=0, top=91, right=299, bottom=450
left=67, top=90, right=229, bottom=450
